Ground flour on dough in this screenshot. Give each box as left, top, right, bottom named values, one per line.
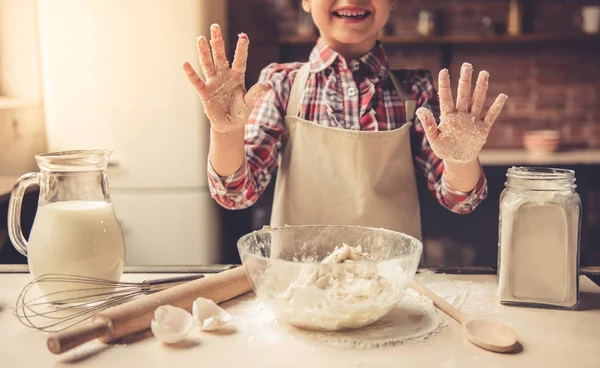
left=263, top=244, right=409, bottom=331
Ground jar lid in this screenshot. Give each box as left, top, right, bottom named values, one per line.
left=506, top=166, right=576, bottom=190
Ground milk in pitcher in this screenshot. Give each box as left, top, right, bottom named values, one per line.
left=27, top=200, right=125, bottom=302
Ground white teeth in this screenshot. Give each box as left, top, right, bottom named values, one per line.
left=335, top=10, right=368, bottom=17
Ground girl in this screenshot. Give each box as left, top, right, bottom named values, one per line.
left=182, top=0, right=507, bottom=240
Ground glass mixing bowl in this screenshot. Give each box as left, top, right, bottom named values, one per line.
left=237, top=225, right=423, bottom=331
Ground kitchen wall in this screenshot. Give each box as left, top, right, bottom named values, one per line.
left=0, top=0, right=47, bottom=175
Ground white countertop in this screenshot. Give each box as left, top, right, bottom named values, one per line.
left=1, top=271, right=599, bottom=367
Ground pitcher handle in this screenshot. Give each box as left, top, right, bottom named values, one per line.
left=8, top=172, right=40, bottom=256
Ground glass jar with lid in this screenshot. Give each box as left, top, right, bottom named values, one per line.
left=498, top=167, right=581, bottom=309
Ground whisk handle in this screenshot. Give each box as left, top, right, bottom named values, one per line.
left=47, top=319, right=110, bottom=355
left=144, top=274, right=205, bottom=293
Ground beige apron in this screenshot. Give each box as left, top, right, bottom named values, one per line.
left=270, top=63, right=422, bottom=240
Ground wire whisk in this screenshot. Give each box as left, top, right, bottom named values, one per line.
left=14, top=273, right=203, bottom=332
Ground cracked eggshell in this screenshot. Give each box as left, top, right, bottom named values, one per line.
left=192, top=297, right=232, bottom=331
left=151, top=305, right=194, bottom=344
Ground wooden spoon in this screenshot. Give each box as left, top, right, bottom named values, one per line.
left=409, top=280, right=519, bottom=353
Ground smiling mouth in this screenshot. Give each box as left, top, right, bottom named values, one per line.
left=332, top=10, right=372, bottom=20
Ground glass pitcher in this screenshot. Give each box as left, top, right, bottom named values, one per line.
left=8, top=149, right=125, bottom=302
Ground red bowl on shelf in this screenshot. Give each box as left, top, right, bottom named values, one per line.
left=523, top=130, right=561, bottom=154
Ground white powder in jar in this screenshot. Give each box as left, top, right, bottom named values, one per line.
left=498, top=169, right=581, bottom=308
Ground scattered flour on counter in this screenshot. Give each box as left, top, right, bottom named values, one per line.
left=415, top=270, right=502, bottom=316
left=414, top=270, right=519, bottom=329
left=293, top=289, right=447, bottom=349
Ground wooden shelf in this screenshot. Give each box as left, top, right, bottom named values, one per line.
left=0, top=97, right=37, bottom=110
left=278, top=33, right=600, bottom=46
left=479, top=149, right=600, bottom=166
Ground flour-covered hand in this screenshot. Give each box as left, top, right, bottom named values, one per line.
left=416, top=62, right=508, bottom=164
left=182, top=24, right=271, bottom=134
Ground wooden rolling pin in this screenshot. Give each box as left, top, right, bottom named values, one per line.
left=47, top=265, right=251, bottom=354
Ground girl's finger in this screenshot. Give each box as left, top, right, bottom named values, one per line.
left=416, top=106, right=440, bottom=142
left=245, top=82, right=272, bottom=109
left=438, top=69, right=454, bottom=115
left=231, top=33, right=249, bottom=74
left=470, top=70, right=489, bottom=118
left=182, top=62, right=206, bottom=95
left=455, top=62, right=473, bottom=112
left=210, top=23, right=229, bottom=71
left=483, top=94, right=508, bottom=132
left=197, top=36, right=216, bottom=78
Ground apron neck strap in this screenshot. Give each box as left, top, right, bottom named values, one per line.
left=286, top=63, right=312, bottom=117
left=388, top=71, right=416, bottom=122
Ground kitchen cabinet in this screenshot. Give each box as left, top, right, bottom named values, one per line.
left=110, top=190, right=220, bottom=266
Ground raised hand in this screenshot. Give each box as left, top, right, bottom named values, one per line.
left=182, top=24, right=271, bottom=134
left=416, top=63, right=508, bottom=164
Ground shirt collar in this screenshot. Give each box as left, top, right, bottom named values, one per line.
left=308, top=37, right=389, bottom=80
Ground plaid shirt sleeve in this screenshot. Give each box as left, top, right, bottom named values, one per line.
left=207, top=63, right=298, bottom=209
left=410, top=70, right=488, bottom=214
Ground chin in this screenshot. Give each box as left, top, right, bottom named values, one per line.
left=330, top=31, right=373, bottom=45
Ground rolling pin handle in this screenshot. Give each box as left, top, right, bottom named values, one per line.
left=47, top=320, right=110, bottom=354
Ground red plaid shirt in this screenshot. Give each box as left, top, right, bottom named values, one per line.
left=207, top=38, right=487, bottom=214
